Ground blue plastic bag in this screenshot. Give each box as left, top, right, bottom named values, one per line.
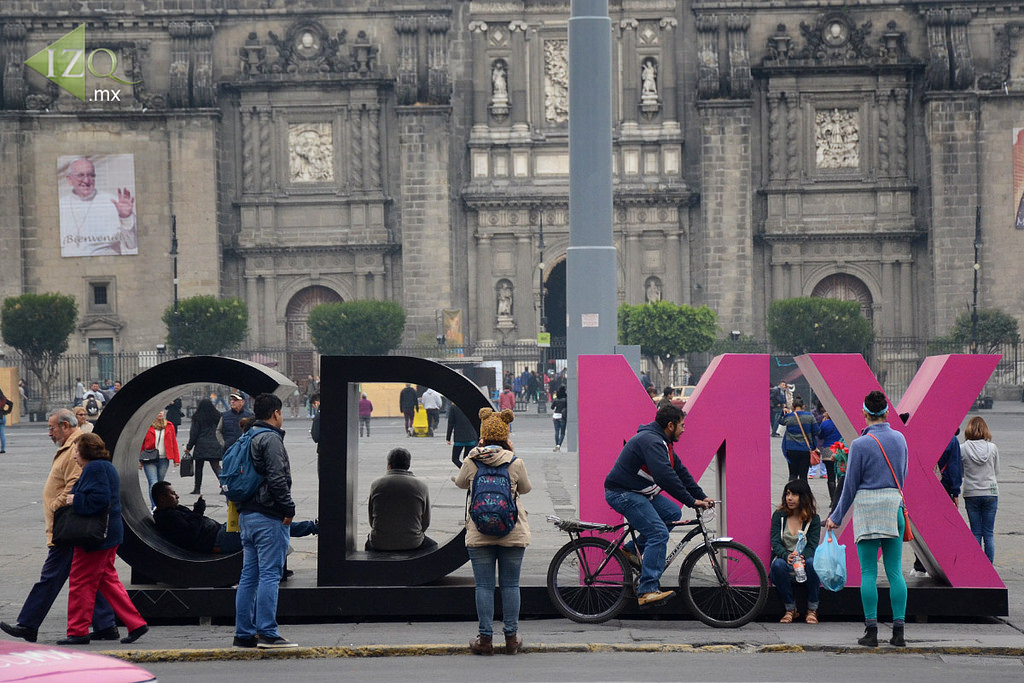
left=815, top=530, right=847, bottom=592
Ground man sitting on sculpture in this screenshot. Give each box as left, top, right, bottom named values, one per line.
left=152, top=482, right=317, bottom=554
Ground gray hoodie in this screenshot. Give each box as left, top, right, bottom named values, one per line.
left=960, top=439, right=999, bottom=497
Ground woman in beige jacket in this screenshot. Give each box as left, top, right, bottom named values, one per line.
left=454, top=408, right=531, bottom=656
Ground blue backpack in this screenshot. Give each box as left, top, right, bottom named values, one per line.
left=219, top=427, right=272, bottom=503
left=468, top=454, right=518, bottom=537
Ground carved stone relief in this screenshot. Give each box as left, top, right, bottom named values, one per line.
left=640, top=57, right=659, bottom=116
left=544, top=39, right=568, bottom=124
left=289, top=122, right=334, bottom=183
left=815, top=109, right=859, bottom=170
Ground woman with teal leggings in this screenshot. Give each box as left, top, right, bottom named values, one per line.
left=826, top=390, right=909, bottom=648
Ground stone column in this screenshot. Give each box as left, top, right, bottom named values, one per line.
left=168, top=21, right=191, bottom=108
left=664, top=232, right=682, bottom=303
left=659, top=18, right=678, bottom=122
left=899, top=260, right=914, bottom=337
left=925, top=93, right=979, bottom=333
left=349, top=106, right=364, bottom=191
left=619, top=19, right=638, bottom=125
left=516, top=234, right=534, bottom=338
left=766, top=92, right=782, bottom=182
left=1, top=23, right=27, bottom=110
left=366, top=105, right=381, bottom=190
left=509, top=21, right=529, bottom=132
left=785, top=93, right=799, bottom=180
left=881, top=260, right=895, bottom=336
left=893, top=88, right=908, bottom=178
left=698, top=101, right=754, bottom=332
left=241, top=108, right=258, bottom=194
left=876, top=91, right=891, bottom=177
left=468, top=22, right=489, bottom=130
left=398, top=107, right=453, bottom=339
left=245, top=274, right=259, bottom=344
left=626, top=232, right=641, bottom=302
left=257, top=107, right=273, bottom=194
left=263, top=274, right=277, bottom=346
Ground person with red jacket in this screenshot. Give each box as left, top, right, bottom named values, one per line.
left=139, top=410, right=180, bottom=508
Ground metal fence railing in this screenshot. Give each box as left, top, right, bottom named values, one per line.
left=3, top=338, right=1019, bottom=416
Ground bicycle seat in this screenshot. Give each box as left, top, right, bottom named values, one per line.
left=546, top=515, right=618, bottom=533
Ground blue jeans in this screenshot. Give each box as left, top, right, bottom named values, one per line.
left=215, top=520, right=318, bottom=554
left=553, top=418, right=567, bottom=447
left=965, top=495, right=998, bottom=563
left=235, top=511, right=290, bottom=639
left=142, top=458, right=169, bottom=507
left=770, top=556, right=820, bottom=610
left=17, top=544, right=115, bottom=631
left=466, top=545, right=526, bottom=637
left=605, top=489, right=682, bottom=595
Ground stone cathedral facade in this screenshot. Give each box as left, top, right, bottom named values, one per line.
left=1, top=1, right=1023, bottom=376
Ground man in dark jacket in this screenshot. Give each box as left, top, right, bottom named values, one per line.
left=217, top=392, right=253, bottom=450
left=399, top=384, right=419, bottom=436
left=604, top=404, right=713, bottom=607
left=233, top=393, right=298, bottom=649
left=365, top=448, right=435, bottom=551
left=153, top=481, right=316, bottom=554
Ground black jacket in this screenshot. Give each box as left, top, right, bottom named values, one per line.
left=237, top=421, right=296, bottom=520
left=445, top=405, right=477, bottom=443
left=153, top=498, right=220, bottom=553
left=399, top=386, right=419, bottom=413
left=187, top=415, right=224, bottom=461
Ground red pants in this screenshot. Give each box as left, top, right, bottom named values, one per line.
left=67, top=546, right=146, bottom=637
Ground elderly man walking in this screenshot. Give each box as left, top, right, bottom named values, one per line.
left=1, top=410, right=118, bottom=643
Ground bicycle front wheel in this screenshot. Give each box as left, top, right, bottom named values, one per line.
left=547, top=537, right=632, bottom=624
left=678, top=540, right=767, bottom=628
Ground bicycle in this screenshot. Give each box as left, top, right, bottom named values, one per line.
left=546, top=505, right=767, bottom=627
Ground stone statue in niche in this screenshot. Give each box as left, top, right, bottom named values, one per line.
left=645, top=277, right=662, bottom=303
left=497, top=280, right=514, bottom=317
left=815, top=108, right=859, bottom=169
left=289, top=123, right=334, bottom=182
left=489, top=60, right=510, bottom=119
left=492, top=61, right=508, bottom=100
left=640, top=57, right=660, bottom=117
left=641, top=59, right=658, bottom=99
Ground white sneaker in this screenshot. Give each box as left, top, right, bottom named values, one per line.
left=910, top=569, right=928, bottom=578
left=553, top=445, right=560, bottom=452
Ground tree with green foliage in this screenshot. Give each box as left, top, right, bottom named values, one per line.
left=618, top=301, right=718, bottom=388
left=1, top=293, right=78, bottom=412
left=949, top=308, right=1020, bottom=353
left=307, top=300, right=406, bottom=355
left=162, top=295, right=249, bottom=356
left=767, top=297, right=874, bottom=355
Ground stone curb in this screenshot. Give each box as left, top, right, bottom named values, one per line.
left=98, top=642, right=1024, bottom=662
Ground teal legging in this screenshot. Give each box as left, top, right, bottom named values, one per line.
left=855, top=510, right=907, bottom=622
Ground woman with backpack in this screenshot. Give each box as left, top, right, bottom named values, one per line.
left=185, top=398, right=224, bottom=496
left=454, top=408, right=532, bottom=656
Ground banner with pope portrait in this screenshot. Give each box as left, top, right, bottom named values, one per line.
left=58, top=154, right=138, bottom=257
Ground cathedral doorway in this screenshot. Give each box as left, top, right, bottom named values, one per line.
left=811, top=273, right=873, bottom=322
left=544, top=259, right=567, bottom=343
left=285, top=285, right=343, bottom=379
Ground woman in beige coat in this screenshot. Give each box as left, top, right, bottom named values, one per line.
left=454, top=408, right=531, bottom=656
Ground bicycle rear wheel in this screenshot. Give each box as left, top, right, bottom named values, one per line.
left=547, top=537, right=632, bottom=624
left=678, top=540, right=767, bottom=628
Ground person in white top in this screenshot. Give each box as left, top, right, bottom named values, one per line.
left=420, top=387, right=443, bottom=437
left=58, top=158, right=137, bottom=257
left=961, top=416, right=1000, bottom=563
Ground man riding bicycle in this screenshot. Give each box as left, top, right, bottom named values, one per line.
left=604, top=404, right=714, bottom=606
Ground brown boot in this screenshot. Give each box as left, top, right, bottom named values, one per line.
left=470, top=635, right=493, bottom=655
left=504, top=633, right=522, bottom=655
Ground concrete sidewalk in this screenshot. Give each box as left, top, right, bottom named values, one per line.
left=2, top=399, right=1023, bottom=660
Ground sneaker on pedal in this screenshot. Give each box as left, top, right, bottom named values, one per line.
left=637, top=590, right=675, bottom=606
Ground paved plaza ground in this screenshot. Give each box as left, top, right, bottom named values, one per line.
left=1, top=398, right=1023, bottom=657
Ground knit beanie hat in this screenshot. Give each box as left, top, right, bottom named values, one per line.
left=478, top=407, right=514, bottom=443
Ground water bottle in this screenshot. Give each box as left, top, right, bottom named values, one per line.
left=793, top=531, right=807, bottom=583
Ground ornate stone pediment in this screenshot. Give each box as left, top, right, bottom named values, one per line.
left=763, top=14, right=910, bottom=68
left=238, top=20, right=379, bottom=79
